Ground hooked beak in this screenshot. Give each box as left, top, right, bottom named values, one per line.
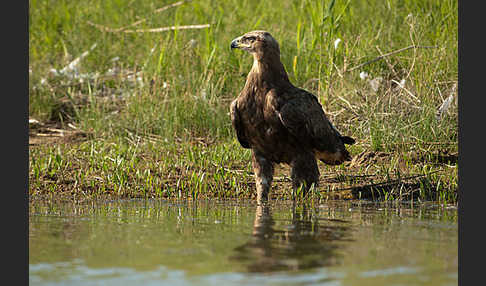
left=230, top=36, right=243, bottom=50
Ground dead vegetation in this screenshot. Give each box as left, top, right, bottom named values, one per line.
left=29, top=119, right=92, bottom=146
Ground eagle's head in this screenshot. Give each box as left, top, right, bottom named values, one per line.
left=230, top=31, right=280, bottom=57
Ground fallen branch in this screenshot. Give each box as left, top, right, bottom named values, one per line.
left=334, top=170, right=440, bottom=192
left=123, top=24, right=210, bottom=33
left=86, top=21, right=125, bottom=33
left=347, top=45, right=437, bottom=72
left=86, top=0, right=189, bottom=33
left=112, top=19, right=147, bottom=32
left=155, top=0, right=187, bottom=13
left=88, top=21, right=210, bottom=33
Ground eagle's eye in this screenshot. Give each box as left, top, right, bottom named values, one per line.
left=245, top=36, right=256, bottom=42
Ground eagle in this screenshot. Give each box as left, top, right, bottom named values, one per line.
left=230, top=30, right=355, bottom=204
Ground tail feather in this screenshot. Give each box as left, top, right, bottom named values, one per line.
left=340, top=135, right=355, bottom=145
left=329, top=122, right=355, bottom=145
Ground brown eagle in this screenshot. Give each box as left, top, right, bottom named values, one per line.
left=230, top=31, right=355, bottom=204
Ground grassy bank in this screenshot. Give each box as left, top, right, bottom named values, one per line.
left=29, top=0, right=458, bottom=203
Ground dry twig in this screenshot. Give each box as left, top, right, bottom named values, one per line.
left=155, top=0, right=187, bottom=13
left=347, top=45, right=437, bottom=72
left=86, top=1, right=208, bottom=34
left=88, top=21, right=210, bottom=33
left=123, top=24, right=210, bottom=33
left=334, top=170, right=440, bottom=192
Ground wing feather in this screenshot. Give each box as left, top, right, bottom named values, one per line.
left=277, top=91, right=345, bottom=151
left=230, top=99, right=251, bottom=148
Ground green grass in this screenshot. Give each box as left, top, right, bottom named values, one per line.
left=29, top=138, right=254, bottom=199
left=29, top=0, right=458, bottom=204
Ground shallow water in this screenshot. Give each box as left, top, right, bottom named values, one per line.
left=29, top=199, right=457, bottom=286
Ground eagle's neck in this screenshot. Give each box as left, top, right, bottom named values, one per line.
left=246, top=52, right=292, bottom=91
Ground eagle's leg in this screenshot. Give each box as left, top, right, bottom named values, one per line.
left=290, top=152, right=320, bottom=197
left=252, top=151, right=274, bottom=205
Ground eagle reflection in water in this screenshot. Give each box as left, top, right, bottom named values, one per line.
left=231, top=204, right=352, bottom=273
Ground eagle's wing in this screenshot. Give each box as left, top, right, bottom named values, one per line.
left=277, top=91, right=352, bottom=151
left=230, top=99, right=251, bottom=148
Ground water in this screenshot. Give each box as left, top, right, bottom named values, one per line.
left=29, top=199, right=457, bottom=286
